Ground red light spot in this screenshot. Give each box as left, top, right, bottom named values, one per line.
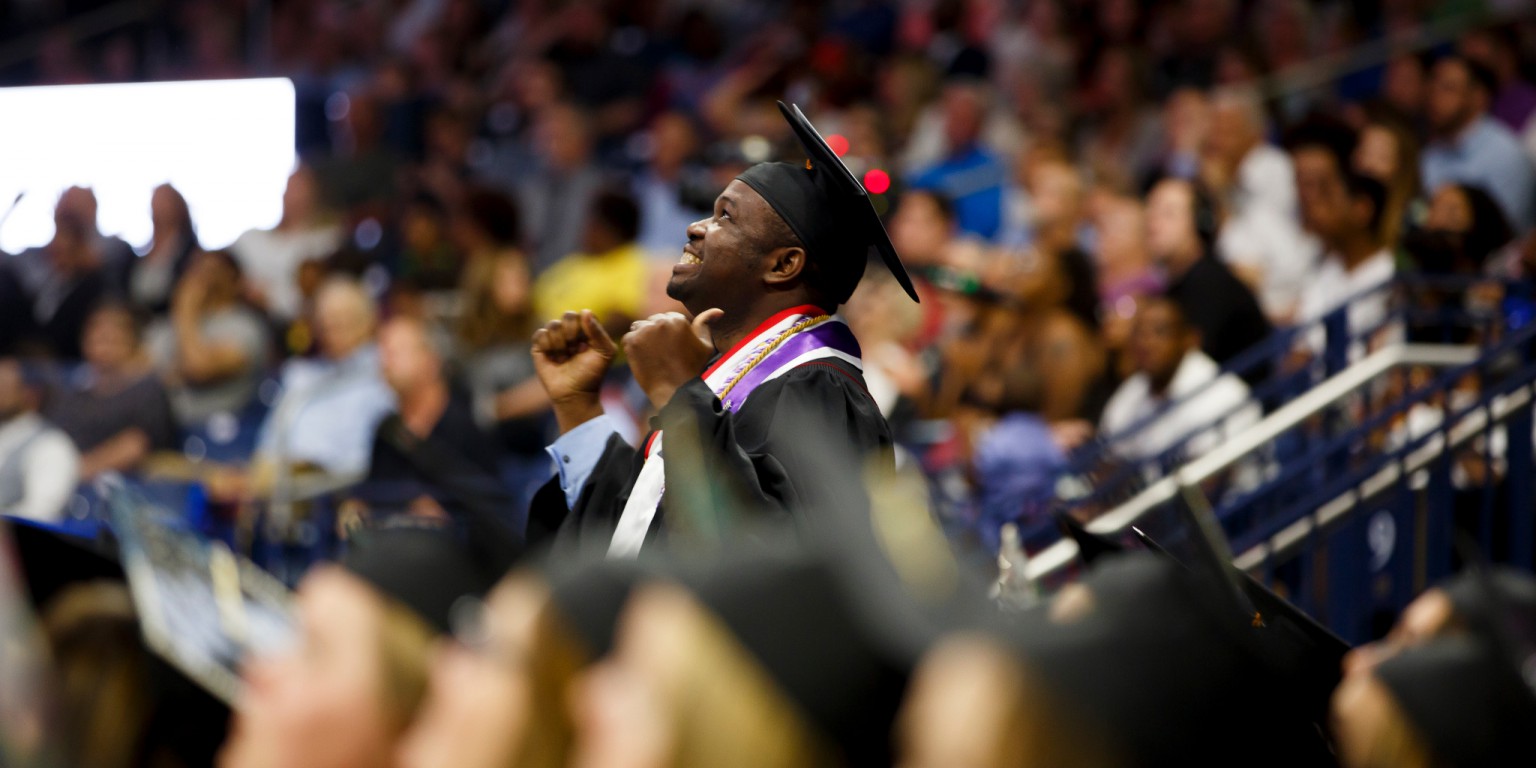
left=863, top=168, right=891, bottom=194
left=827, top=133, right=850, bottom=157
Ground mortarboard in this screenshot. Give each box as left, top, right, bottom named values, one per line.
left=543, top=556, right=659, bottom=661
left=5, top=518, right=123, bottom=610
left=1375, top=636, right=1536, bottom=767
left=340, top=516, right=522, bottom=635
left=736, top=102, right=919, bottom=305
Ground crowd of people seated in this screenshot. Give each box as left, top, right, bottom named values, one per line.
left=2, top=4, right=1536, bottom=768
left=1, top=2, right=1535, bottom=549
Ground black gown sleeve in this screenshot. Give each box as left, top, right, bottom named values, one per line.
left=653, top=360, right=892, bottom=535
left=525, top=432, right=644, bottom=550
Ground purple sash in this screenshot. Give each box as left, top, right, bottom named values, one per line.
left=718, top=319, right=862, bottom=413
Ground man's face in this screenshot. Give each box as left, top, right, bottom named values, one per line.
left=1293, top=147, right=1350, bottom=242
left=1130, top=301, right=1192, bottom=385
left=1426, top=60, right=1478, bottom=135
left=1144, top=180, right=1197, bottom=262
left=378, top=319, right=439, bottom=396
left=668, top=179, right=782, bottom=317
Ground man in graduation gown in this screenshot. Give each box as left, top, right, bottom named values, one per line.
left=526, top=102, right=920, bottom=556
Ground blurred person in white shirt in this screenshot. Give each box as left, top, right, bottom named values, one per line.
left=1099, top=297, right=1259, bottom=464
left=0, top=359, right=79, bottom=523
left=228, top=165, right=343, bottom=322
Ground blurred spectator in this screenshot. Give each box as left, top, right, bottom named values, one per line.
left=1352, top=114, right=1423, bottom=248
left=1411, top=183, right=1516, bottom=275
left=44, top=303, right=175, bottom=479
left=1076, top=47, right=1164, bottom=193
left=970, top=361, right=1067, bottom=551
left=1458, top=26, right=1536, bottom=133
left=146, top=251, right=270, bottom=429
left=11, top=187, right=126, bottom=359
left=517, top=102, right=605, bottom=273
left=228, top=165, right=344, bottom=322
left=1090, top=194, right=1160, bottom=377
left=126, top=184, right=200, bottom=316
left=633, top=112, right=709, bottom=257
left=314, top=91, right=404, bottom=213
left=1099, top=297, right=1260, bottom=463
left=0, top=358, right=79, bottom=522
left=255, top=278, right=394, bottom=478
left=1205, top=89, right=1314, bottom=323
left=1291, top=121, right=1396, bottom=349
left=360, top=316, right=506, bottom=519
left=1205, top=88, right=1298, bottom=221
left=844, top=265, right=926, bottom=421
left=450, top=186, right=523, bottom=285
left=454, top=248, right=544, bottom=446
left=532, top=188, right=646, bottom=332
left=393, top=195, right=461, bottom=292
left=1420, top=54, right=1535, bottom=232
left=1145, top=178, right=1273, bottom=370
left=907, top=80, right=1010, bottom=240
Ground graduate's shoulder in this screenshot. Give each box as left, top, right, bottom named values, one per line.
left=763, top=357, right=876, bottom=402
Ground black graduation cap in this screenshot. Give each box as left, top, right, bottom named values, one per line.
left=5, top=518, right=123, bottom=610
left=1375, top=636, right=1536, bottom=767
left=341, top=515, right=523, bottom=635
left=662, top=455, right=992, bottom=768
left=1063, top=515, right=1350, bottom=741
left=543, top=556, right=659, bottom=661
left=736, top=102, right=919, bottom=305
left=1055, top=512, right=1126, bottom=565
left=1007, top=553, right=1329, bottom=768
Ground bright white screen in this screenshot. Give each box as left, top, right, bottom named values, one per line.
left=0, top=78, right=296, bottom=254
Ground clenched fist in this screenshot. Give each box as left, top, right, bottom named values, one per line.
left=624, top=309, right=724, bottom=409
left=533, top=309, right=617, bottom=433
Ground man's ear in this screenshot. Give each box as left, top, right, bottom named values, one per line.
left=762, top=245, right=808, bottom=287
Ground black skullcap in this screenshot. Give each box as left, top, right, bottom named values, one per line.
left=735, top=102, right=918, bottom=306
left=1376, top=637, right=1536, bottom=768
left=1444, top=565, right=1536, bottom=642
left=341, top=519, right=520, bottom=635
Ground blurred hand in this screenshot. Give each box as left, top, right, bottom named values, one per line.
left=532, top=310, right=616, bottom=432
left=624, top=309, right=722, bottom=409
left=172, top=269, right=208, bottom=319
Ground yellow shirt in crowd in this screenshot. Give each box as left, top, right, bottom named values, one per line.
left=532, top=243, right=649, bottom=323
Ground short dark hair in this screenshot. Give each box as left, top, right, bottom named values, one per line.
left=87, top=300, right=148, bottom=344
left=590, top=189, right=641, bottom=244
left=1438, top=52, right=1499, bottom=97
left=462, top=187, right=523, bottom=247
left=1344, top=173, right=1388, bottom=235
left=900, top=189, right=957, bottom=226
left=1283, top=114, right=1358, bottom=175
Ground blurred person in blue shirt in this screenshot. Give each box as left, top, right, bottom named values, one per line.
left=908, top=80, right=1009, bottom=241
left=969, top=360, right=1067, bottom=553
left=1421, top=54, right=1535, bottom=232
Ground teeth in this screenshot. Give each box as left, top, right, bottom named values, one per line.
left=680, top=252, right=701, bottom=265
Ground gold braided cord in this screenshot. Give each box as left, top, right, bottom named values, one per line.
left=716, top=314, right=832, bottom=403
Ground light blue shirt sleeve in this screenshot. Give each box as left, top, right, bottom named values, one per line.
left=545, top=415, right=620, bottom=509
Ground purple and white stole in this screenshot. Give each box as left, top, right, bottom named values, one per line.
left=607, top=308, right=863, bottom=558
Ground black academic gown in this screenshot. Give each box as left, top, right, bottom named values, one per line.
left=527, top=357, right=892, bottom=551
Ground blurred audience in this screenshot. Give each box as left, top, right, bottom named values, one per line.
left=1098, top=297, right=1260, bottom=463
left=126, top=184, right=200, bottom=316
left=44, top=303, right=175, bottom=479
left=145, top=251, right=270, bottom=429
left=254, top=278, right=393, bottom=479
left=11, top=188, right=125, bottom=359
left=1145, top=177, right=1273, bottom=371
left=0, top=358, right=79, bottom=522
left=532, top=189, right=647, bottom=335
left=228, top=166, right=343, bottom=323
left=1420, top=54, right=1535, bottom=232
left=517, top=103, right=606, bottom=273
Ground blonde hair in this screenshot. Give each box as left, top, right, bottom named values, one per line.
left=663, top=595, right=839, bottom=768
left=509, top=598, right=591, bottom=768
left=456, top=250, right=534, bottom=350
left=42, top=581, right=153, bottom=768
left=374, top=599, right=438, bottom=734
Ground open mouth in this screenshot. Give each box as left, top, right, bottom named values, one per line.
left=678, top=250, right=702, bottom=266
